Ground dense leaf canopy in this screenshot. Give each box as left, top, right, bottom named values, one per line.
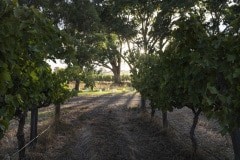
left=0, top=0, right=73, bottom=138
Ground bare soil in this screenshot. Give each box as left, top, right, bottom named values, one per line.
left=0, top=92, right=234, bottom=160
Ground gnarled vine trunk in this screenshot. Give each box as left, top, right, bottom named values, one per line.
left=230, top=128, right=240, bottom=160
left=30, top=105, right=38, bottom=149
left=141, top=96, right=146, bottom=112
left=151, top=106, right=155, bottom=118
left=75, top=79, right=80, bottom=91
left=55, top=103, right=61, bottom=122
left=17, top=111, right=27, bottom=160
left=162, top=111, right=168, bottom=128
left=190, top=107, right=202, bottom=156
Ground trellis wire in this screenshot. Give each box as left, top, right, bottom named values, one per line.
left=10, top=124, right=51, bottom=159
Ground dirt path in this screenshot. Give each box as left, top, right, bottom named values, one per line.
left=44, top=93, right=234, bottom=160
left=48, top=93, right=187, bottom=160
left=0, top=92, right=234, bottom=159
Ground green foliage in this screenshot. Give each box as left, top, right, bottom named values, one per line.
left=81, top=68, right=97, bottom=91
left=95, top=75, right=113, bottom=82
left=64, top=0, right=101, bottom=33
left=131, top=54, right=163, bottom=109
left=93, top=74, right=130, bottom=82
left=131, top=53, right=180, bottom=112
left=131, top=0, right=240, bottom=135
left=97, top=0, right=137, bottom=39
left=64, top=66, right=83, bottom=82
left=120, top=74, right=131, bottom=82
left=0, top=1, right=73, bottom=138
left=51, top=69, right=74, bottom=105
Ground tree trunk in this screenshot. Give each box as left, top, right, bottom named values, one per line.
left=190, top=107, right=202, bottom=156
left=151, top=106, right=155, bottom=118
left=112, top=65, right=121, bottom=84
left=162, top=111, right=168, bottom=128
left=230, top=128, right=240, bottom=160
left=30, top=105, right=38, bottom=149
left=55, top=103, right=61, bottom=122
left=17, top=111, right=27, bottom=160
left=141, top=96, right=146, bottom=112
left=110, top=56, right=121, bottom=84
left=75, top=79, right=80, bottom=91
left=113, top=71, right=121, bottom=84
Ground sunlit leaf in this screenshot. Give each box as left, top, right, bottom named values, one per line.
left=30, top=71, right=39, bottom=81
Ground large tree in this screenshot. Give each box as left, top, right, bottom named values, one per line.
left=93, top=0, right=137, bottom=83
left=113, top=0, right=171, bottom=63
left=119, top=0, right=180, bottom=110
left=91, top=33, right=124, bottom=83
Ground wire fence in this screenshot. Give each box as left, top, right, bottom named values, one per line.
left=8, top=124, right=52, bottom=160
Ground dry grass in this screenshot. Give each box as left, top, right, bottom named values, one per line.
left=0, top=93, right=234, bottom=160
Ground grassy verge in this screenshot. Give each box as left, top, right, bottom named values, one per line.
left=77, top=89, right=135, bottom=95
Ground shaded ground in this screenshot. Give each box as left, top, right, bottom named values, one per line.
left=0, top=92, right=234, bottom=160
